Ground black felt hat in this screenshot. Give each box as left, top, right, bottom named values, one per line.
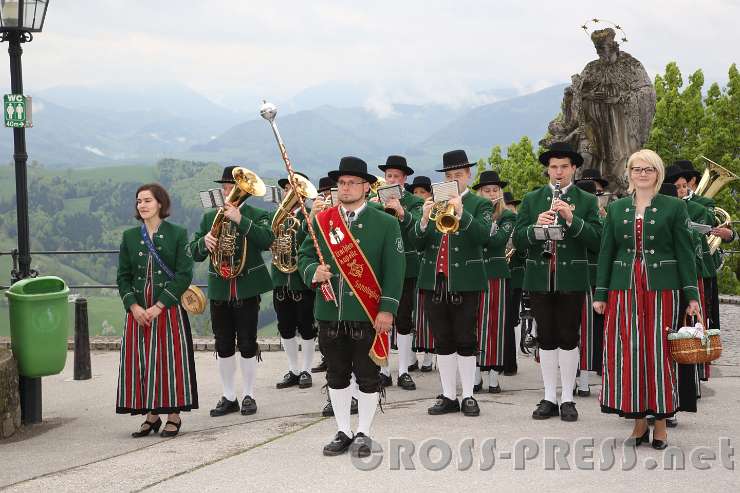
left=317, top=176, right=336, bottom=193
left=435, top=149, right=476, bottom=172
left=378, top=155, right=414, bottom=176
left=538, top=142, right=584, bottom=167
left=674, top=159, right=702, bottom=181
left=503, top=191, right=520, bottom=206
left=664, top=164, right=692, bottom=184
left=472, top=170, right=508, bottom=190
left=577, top=168, right=609, bottom=188
left=659, top=182, right=679, bottom=197
left=575, top=179, right=597, bottom=194
left=405, top=175, right=432, bottom=193
left=215, top=165, right=238, bottom=184
left=278, top=171, right=310, bottom=190
left=327, top=156, right=377, bottom=184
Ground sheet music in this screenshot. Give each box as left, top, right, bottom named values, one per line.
left=431, top=181, right=459, bottom=202
left=330, top=188, right=339, bottom=206
left=377, top=184, right=402, bottom=203
left=689, top=222, right=712, bottom=234
left=199, top=189, right=225, bottom=208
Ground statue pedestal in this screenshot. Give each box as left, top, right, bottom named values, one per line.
left=0, top=348, right=22, bottom=439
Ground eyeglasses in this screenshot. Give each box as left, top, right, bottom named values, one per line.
left=336, top=180, right=367, bottom=188
left=630, top=167, right=657, bottom=175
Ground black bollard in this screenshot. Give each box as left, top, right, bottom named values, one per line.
left=74, top=297, right=91, bottom=380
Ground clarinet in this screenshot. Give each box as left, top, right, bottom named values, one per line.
left=541, top=181, right=562, bottom=260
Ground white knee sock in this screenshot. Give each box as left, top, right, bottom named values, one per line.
left=240, top=355, right=257, bottom=398
left=422, top=352, right=434, bottom=367
left=397, top=333, right=412, bottom=377
left=475, top=366, right=482, bottom=386
left=380, top=365, right=391, bottom=377
left=217, top=355, right=237, bottom=401
left=490, top=370, right=499, bottom=388
left=559, top=348, right=580, bottom=404
left=458, top=355, right=477, bottom=399
left=539, top=348, right=559, bottom=404
left=356, top=391, right=378, bottom=436
left=408, top=345, right=417, bottom=367
left=328, top=386, right=353, bottom=436
left=300, top=337, right=315, bottom=373
left=578, top=369, right=591, bottom=391
left=437, top=353, right=458, bottom=400
left=281, top=337, right=299, bottom=375
left=350, top=373, right=359, bottom=399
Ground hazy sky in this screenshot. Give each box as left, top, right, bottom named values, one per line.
left=5, top=0, right=738, bottom=110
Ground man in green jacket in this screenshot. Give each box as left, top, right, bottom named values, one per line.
left=374, top=155, right=424, bottom=390
left=513, top=142, right=601, bottom=422
left=298, top=156, right=405, bottom=458
left=190, top=166, right=275, bottom=418
left=412, top=150, right=494, bottom=418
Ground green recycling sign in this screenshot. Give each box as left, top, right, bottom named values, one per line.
left=4, top=94, right=33, bottom=128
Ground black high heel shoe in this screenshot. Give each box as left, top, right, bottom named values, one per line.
left=160, top=419, right=182, bottom=438
left=624, top=428, right=650, bottom=447
left=651, top=436, right=668, bottom=450
left=131, top=417, right=162, bottom=438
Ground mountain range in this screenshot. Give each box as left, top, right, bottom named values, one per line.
left=0, top=82, right=567, bottom=177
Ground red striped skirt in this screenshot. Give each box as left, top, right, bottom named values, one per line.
left=600, top=261, right=680, bottom=419
left=477, top=278, right=510, bottom=370
left=414, top=289, right=435, bottom=352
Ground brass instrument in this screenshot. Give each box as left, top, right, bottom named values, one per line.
left=542, top=181, right=562, bottom=259
left=697, top=156, right=738, bottom=254
left=271, top=174, right=318, bottom=273
left=370, top=176, right=387, bottom=194
left=210, top=167, right=266, bottom=279
left=429, top=201, right=459, bottom=234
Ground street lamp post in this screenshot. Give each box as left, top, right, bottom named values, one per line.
left=1, top=0, right=49, bottom=424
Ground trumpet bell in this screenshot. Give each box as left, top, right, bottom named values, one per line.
left=430, top=202, right=459, bottom=234
left=696, top=156, right=739, bottom=198
left=233, top=167, right=266, bottom=198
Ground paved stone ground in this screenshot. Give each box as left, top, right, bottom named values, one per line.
left=0, top=304, right=737, bottom=492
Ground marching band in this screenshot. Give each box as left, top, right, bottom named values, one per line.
left=115, top=110, right=736, bottom=454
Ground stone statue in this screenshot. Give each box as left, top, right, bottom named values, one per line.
left=542, top=28, right=656, bottom=194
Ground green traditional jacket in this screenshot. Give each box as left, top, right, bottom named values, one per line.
left=687, top=193, right=720, bottom=275
left=270, top=208, right=310, bottom=291
left=513, top=184, right=602, bottom=292
left=412, top=191, right=494, bottom=292
left=117, top=221, right=193, bottom=311
left=297, top=203, right=405, bottom=322
left=483, top=208, right=516, bottom=280
left=586, top=215, right=606, bottom=287
left=685, top=199, right=713, bottom=279
left=189, top=202, right=274, bottom=301
left=594, top=194, right=699, bottom=303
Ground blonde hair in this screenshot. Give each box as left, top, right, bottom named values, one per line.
left=626, top=149, right=665, bottom=194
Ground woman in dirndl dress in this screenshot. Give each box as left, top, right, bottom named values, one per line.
left=593, top=150, right=701, bottom=450
left=116, top=183, right=198, bottom=438
left=473, top=171, right=516, bottom=393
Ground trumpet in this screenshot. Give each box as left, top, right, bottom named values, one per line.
left=429, top=201, right=459, bottom=234
left=541, top=181, right=562, bottom=260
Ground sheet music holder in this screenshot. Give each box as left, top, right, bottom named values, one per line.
left=532, top=225, right=565, bottom=241
left=431, top=181, right=459, bottom=202
left=199, top=189, right=225, bottom=209
left=330, top=188, right=339, bottom=206
left=689, top=222, right=712, bottom=235
left=265, top=185, right=284, bottom=204
left=377, top=184, right=402, bottom=204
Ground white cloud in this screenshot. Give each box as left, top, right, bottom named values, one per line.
left=84, top=146, right=105, bottom=156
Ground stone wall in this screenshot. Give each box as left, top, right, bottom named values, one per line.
left=0, top=348, right=21, bottom=439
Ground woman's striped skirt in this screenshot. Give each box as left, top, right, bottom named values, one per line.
left=600, top=261, right=682, bottom=419
left=116, top=305, right=199, bottom=415
left=414, top=289, right=435, bottom=353
left=477, top=278, right=511, bottom=371
left=580, top=288, right=604, bottom=373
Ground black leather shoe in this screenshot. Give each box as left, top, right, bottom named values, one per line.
left=397, top=373, right=416, bottom=391
left=652, top=438, right=668, bottom=450
left=160, top=419, right=182, bottom=438
left=503, top=369, right=517, bottom=376
left=577, top=388, right=591, bottom=397
left=461, top=397, right=480, bottom=416
left=532, top=399, right=559, bottom=420
left=350, top=432, right=373, bottom=458
left=298, top=371, right=313, bottom=389
left=276, top=371, right=301, bottom=389
left=210, top=396, right=239, bottom=417
left=407, top=361, right=419, bottom=372
left=131, top=417, right=162, bottom=438
left=323, top=431, right=354, bottom=456
left=311, top=357, right=327, bottom=373
left=560, top=402, right=578, bottom=422
left=379, top=373, right=393, bottom=388
left=241, top=395, right=257, bottom=415
left=666, top=417, right=677, bottom=428
left=624, top=428, right=650, bottom=447
left=473, top=382, right=483, bottom=393
left=489, top=384, right=501, bottom=394
left=428, top=395, right=460, bottom=415
left=322, top=397, right=358, bottom=417
left=647, top=416, right=656, bottom=426
left=420, top=363, right=433, bottom=373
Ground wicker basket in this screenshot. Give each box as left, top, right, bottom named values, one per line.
left=667, top=328, right=722, bottom=365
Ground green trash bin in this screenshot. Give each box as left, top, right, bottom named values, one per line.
left=5, top=276, right=70, bottom=377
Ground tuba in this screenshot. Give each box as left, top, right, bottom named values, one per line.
left=210, top=167, right=266, bottom=279
left=271, top=174, right=318, bottom=273
left=697, top=156, right=738, bottom=254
